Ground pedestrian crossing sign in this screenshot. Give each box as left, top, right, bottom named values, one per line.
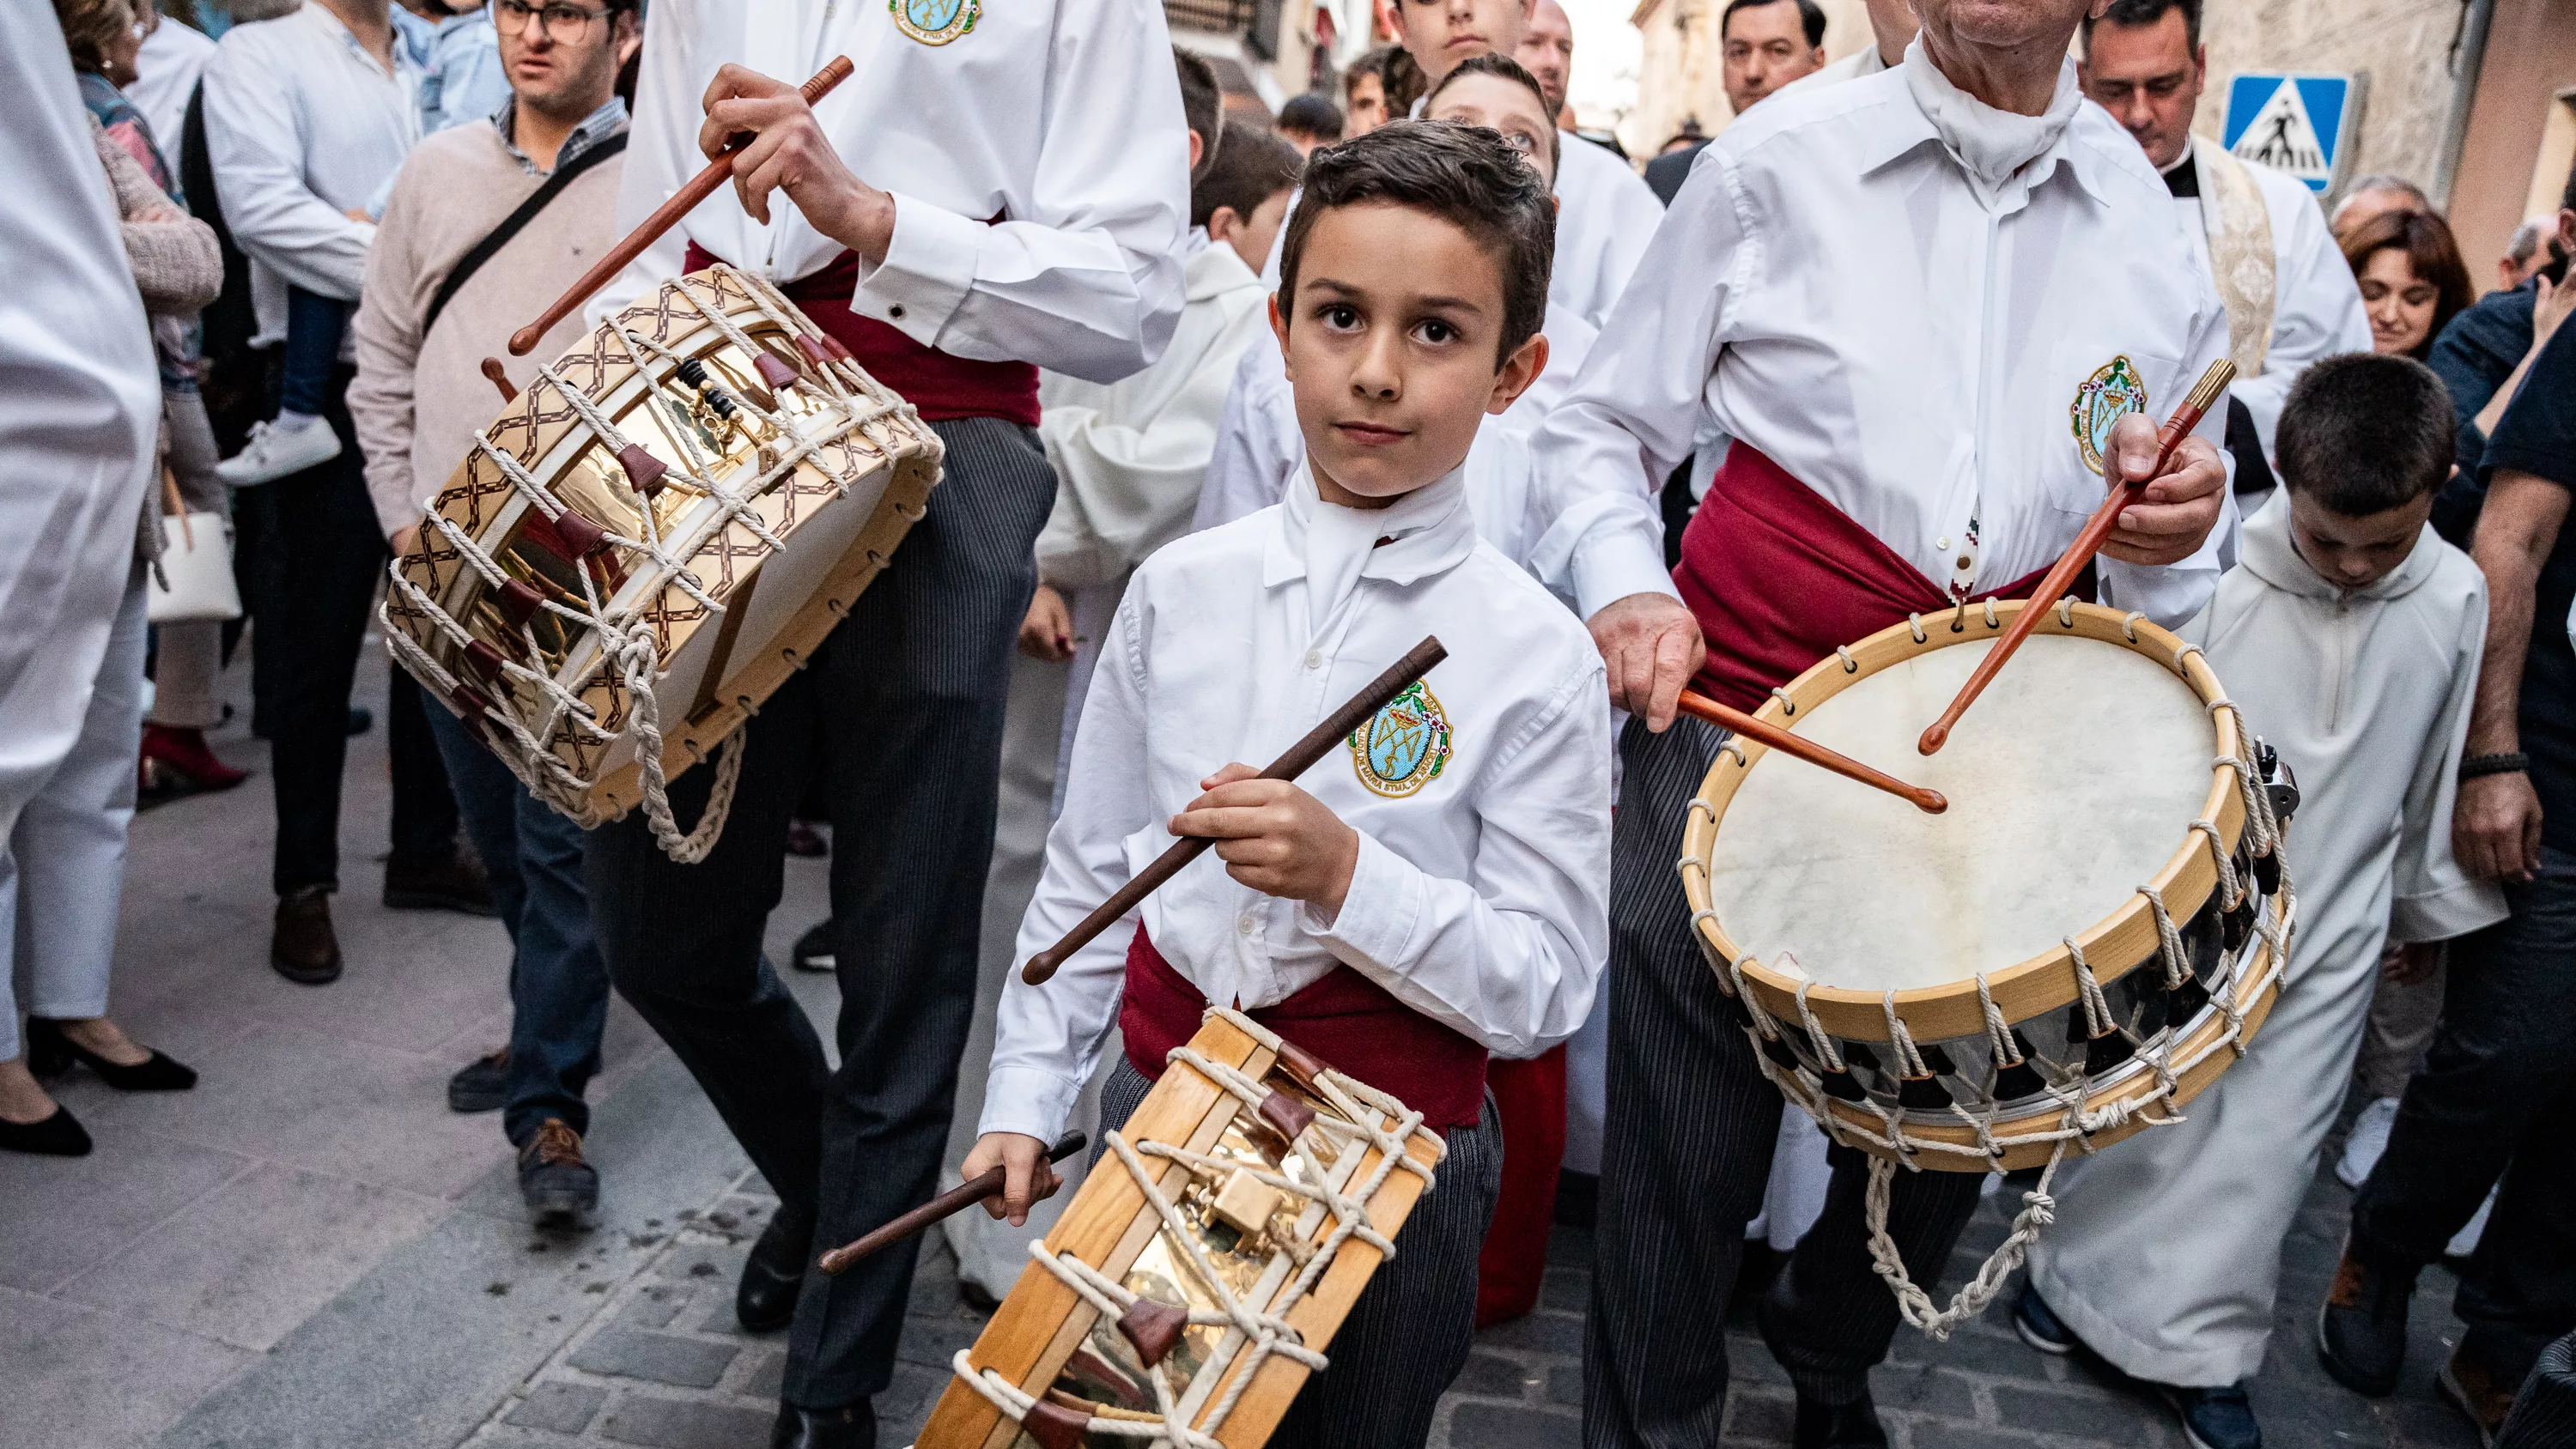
left=2221, top=73, right=2361, bottom=194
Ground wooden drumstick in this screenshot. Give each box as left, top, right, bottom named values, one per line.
left=1019, top=635, right=1448, bottom=986
left=507, top=55, right=857, bottom=357
left=1676, top=689, right=1947, bottom=815
left=1917, top=358, right=2237, bottom=757
left=816, top=1131, right=1088, bottom=1276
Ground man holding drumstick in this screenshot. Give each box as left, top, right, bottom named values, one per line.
left=581, top=7, right=1188, bottom=1446
left=1524, top=0, right=2236, bottom=1442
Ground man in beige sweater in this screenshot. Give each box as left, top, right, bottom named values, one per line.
left=349, top=0, right=637, bottom=1228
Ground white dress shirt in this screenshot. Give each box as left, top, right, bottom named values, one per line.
left=0, top=4, right=161, bottom=821
left=1188, top=300, right=1599, bottom=567
left=1548, top=134, right=1665, bottom=330
left=2166, top=139, right=2371, bottom=459
left=201, top=3, right=422, bottom=346
left=129, top=17, right=216, bottom=163
left=1528, top=43, right=2235, bottom=627
left=598, top=0, right=1188, bottom=385
left=1783, top=39, right=1890, bottom=96
left=981, top=469, right=1613, bottom=1142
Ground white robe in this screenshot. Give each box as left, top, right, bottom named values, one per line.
left=2029, top=494, right=2508, bottom=1385
left=942, top=234, right=1271, bottom=1295
left=0, top=8, right=163, bottom=838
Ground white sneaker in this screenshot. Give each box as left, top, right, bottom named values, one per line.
left=2446, top=1184, right=2498, bottom=1258
left=216, top=415, right=341, bottom=486
left=2337, top=1095, right=2400, bottom=1189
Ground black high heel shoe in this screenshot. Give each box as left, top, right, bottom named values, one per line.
left=25, top=1017, right=197, bottom=1091
left=0, top=1105, right=92, bottom=1156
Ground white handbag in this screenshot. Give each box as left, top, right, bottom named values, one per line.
left=147, top=471, right=240, bottom=624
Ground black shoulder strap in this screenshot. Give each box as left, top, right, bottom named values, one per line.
left=423, top=133, right=628, bottom=337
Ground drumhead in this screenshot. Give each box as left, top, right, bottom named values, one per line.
left=1704, top=632, right=2213, bottom=994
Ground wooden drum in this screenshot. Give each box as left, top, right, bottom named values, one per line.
left=916, top=1009, right=1445, bottom=1449
left=1679, top=600, right=2298, bottom=1175
left=381, top=264, right=942, bottom=858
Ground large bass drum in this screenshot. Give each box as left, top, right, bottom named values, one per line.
left=382, top=264, right=942, bottom=859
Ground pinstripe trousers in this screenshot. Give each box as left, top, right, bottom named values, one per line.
left=1585, top=717, right=1983, bottom=1444
left=1101, top=1058, right=1504, bottom=1449
left=586, top=417, right=1059, bottom=1412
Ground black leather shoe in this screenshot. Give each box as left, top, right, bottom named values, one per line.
left=790, top=919, right=835, bottom=973
left=517, top=1119, right=598, bottom=1229
left=25, top=1017, right=197, bottom=1090
left=771, top=1400, right=875, bottom=1449
left=448, top=1046, right=508, bottom=1113
left=1792, top=1391, right=1889, bottom=1449
left=384, top=846, right=496, bottom=916
left=271, top=886, right=343, bottom=985
left=739, top=1204, right=815, bottom=1333
left=2318, top=1236, right=2415, bottom=1397
left=0, top=1105, right=92, bottom=1156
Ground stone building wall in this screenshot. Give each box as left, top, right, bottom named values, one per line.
left=2190, top=0, right=2468, bottom=203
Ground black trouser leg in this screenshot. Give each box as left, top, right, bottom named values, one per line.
left=2352, top=848, right=2576, bottom=1382
left=1096, top=1061, right=1504, bottom=1449
left=1761, top=1149, right=1982, bottom=1404
left=265, top=370, right=385, bottom=896
left=386, top=670, right=460, bottom=867
left=1585, top=716, right=1783, bottom=1449
left=782, top=416, right=1057, bottom=1410
left=1584, top=715, right=1984, bottom=1445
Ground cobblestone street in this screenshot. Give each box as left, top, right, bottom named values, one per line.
left=0, top=649, right=2490, bottom=1449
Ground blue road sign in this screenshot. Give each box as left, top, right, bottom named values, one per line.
left=2222, top=73, right=2358, bottom=193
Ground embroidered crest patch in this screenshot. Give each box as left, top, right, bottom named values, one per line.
left=1348, top=681, right=1453, bottom=799
left=2069, top=355, right=2150, bottom=476
left=890, top=0, right=978, bottom=45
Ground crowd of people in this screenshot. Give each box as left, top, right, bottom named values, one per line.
left=4, top=0, right=2574, bottom=1447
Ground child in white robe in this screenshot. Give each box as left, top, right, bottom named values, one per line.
left=2020, top=355, right=2509, bottom=1449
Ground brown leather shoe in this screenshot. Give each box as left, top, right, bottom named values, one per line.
left=2439, top=1349, right=2517, bottom=1447
left=271, top=886, right=343, bottom=985
left=383, top=846, right=496, bottom=917
left=518, top=1118, right=598, bottom=1228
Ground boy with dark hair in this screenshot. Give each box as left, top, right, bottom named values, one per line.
left=2027, top=354, right=2504, bottom=1449
left=1341, top=45, right=1396, bottom=136
left=969, top=119, right=1607, bottom=1449
left=1172, top=45, right=1223, bottom=179
left=1277, top=92, right=1343, bottom=154
left=1191, top=125, right=1303, bottom=271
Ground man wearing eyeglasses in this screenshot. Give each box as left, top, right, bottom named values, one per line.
left=349, top=0, right=638, bottom=1228
left=580, top=4, right=1188, bottom=1446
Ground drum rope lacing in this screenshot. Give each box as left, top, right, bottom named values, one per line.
left=380, top=268, right=927, bottom=862
left=949, top=1007, right=1444, bottom=1447
left=1685, top=621, right=2299, bottom=1338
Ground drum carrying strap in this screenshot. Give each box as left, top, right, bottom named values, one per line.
left=422, top=133, right=629, bottom=337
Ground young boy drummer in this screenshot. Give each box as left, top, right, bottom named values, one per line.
left=968, top=121, right=1614, bottom=1446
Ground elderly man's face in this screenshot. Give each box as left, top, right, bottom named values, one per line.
left=1917, top=0, right=2102, bottom=52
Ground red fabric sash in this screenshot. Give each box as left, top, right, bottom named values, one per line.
left=682, top=242, right=1040, bottom=427
left=1675, top=442, right=2094, bottom=708
left=1119, top=927, right=1489, bottom=1131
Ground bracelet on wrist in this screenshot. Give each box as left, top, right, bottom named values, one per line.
left=2458, top=752, right=2530, bottom=780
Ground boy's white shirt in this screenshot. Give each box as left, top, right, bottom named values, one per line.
left=2184, top=492, right=2506, bottom=964
left=981, top=466, right=1613, bottom=1143
left=1034, top=232, right=1271, bottom=590
left=1188, top=299, right=1599, bottom=568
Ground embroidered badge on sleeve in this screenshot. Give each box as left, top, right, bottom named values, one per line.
left=892, top=0, right=979, bottom=45
left=2069, top=355, right=2149, bottom=476
left=1348, top=681, right=1454, bottom=798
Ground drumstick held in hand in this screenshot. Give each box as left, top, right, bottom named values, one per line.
left=1677, top=689, right=1947, bottom=815
left=506, top=55, right=857, bottom=357
left=1917, top=358, right=2237, bottom=757
left=817, top=1131, right=1088, bottom=1275
left=1019, top=635, right=1448, bottom=986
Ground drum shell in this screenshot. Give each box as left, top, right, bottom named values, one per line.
left=1679, top=601, right=2290, bottom=1172
left=918, top=1016, right=1442, bottom=1449
left=382, top=268, right=941, bottom=825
